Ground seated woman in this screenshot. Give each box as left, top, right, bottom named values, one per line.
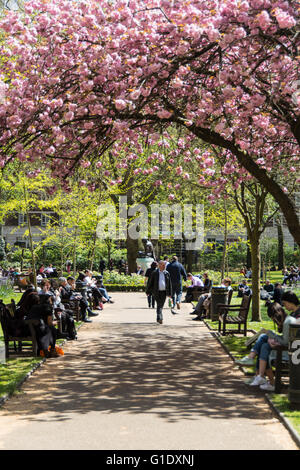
left=83, top=269, right=107, bottom=310
left=25, top=295, right=59, bottom=358
left=96, top=276, right=113, bottom=303
left=13, top=290, right=40, bottom=337
left=236, top=292, right=300, bottom=391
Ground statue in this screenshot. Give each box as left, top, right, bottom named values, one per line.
left=136, top=239, right=155, bottom=273
left=142, top=238, right=155, bottom=259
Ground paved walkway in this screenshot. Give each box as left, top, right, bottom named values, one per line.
left=0, top=293, right=297, bottom=450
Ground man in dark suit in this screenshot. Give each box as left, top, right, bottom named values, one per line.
left=146, top=260, right=172, bottom=324
left=166, top=255, right=187, bottom=310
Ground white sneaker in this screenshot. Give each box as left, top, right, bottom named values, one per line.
left=260, top=382, right=275, bottom=392
left=249, top=375, right=267, bottom=386
left=236, top=356, right=255, bottom=366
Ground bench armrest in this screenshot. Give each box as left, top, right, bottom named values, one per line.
left=218, top=306, right=248, bottom=319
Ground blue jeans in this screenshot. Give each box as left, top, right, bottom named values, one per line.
left=172, top=284, right=182, bottom=307
left=251, top=334, right=272, bottom=370
left=98, top=287, right=110, bottom=301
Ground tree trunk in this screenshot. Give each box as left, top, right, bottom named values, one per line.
left=277, top=221, right=285, bottom=270
left=186, top=249, right=193, bottom=273
left=249, top=234, right=261, bottom=322
left=126, top=235, right=139, bottom=274
left=221, top=200, right=228, bottom=281
left=89, top=232, right=97, bottom=271
left=246, top=241, right=252, bottom=270
left=23, top=186, right=37, bottom=289
left=72, top=227, right=78, bottom=277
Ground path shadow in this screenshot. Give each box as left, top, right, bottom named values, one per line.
left=2, top=323, right=272, bottom=425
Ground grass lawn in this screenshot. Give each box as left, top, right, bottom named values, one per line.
left=0, top=356, right=43, bottom=399
left=272, top=395, right=300, bottom=437
left=0, top=288, right=81, bottom=400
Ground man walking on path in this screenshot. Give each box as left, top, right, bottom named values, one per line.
left=146, top=260, right=172, bottom=324
left=166, top=256, right=187, bottom=310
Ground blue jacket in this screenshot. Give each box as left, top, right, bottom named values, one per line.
left=166, top=261, right=187, bottom=286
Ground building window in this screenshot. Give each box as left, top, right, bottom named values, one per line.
left=41, top=213, right=51, bottom=227
left=18, top=213, right=27, bottom=226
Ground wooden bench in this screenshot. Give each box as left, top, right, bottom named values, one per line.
left=218, top=294, right=252, bottom=336
left=0, top=299, right=39, bottom=358
left=272, top=345, right=289, bottom=393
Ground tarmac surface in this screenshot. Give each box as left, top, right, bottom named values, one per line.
left=0, top=292, right=298, bottom=450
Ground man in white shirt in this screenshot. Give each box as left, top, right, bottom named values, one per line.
left=185, top=273, right=204, bottom=302
left=146, top=260, right=172, bottom=324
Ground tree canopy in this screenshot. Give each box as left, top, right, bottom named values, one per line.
left=0, top=0, right=299, bottom=241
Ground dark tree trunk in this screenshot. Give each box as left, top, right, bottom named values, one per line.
left=277, top=221, right=285, bottom=270
left=126, top=236, right=139, bottom=274
left=249, top=234, right=261, bottom=322
left=186, top=250, right=194, bottom=273
left=246, top=241, right=252, bottom=270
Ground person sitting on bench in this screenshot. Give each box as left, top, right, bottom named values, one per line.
left=25, top=295, right=59, bottom=357
left=185, top=273, right=204, bottom=302
left=190, top=278, right=232, bottom=321
left=236, top=293, right=300, bottom=392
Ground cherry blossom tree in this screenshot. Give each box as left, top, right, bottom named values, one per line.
left=0, top=0, right=299, bottom=243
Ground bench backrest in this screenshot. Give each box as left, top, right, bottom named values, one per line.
left=0, top=299, right=16, bottom=338
left=227, top=289, right=233, bottom=306
left=239, top=294, right=252, bottom=320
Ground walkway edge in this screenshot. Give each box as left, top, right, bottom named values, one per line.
left=0, top=322, right=84, bottom=409
left=0, top=358, right=46, bottom=408
left=203, top=320, right=300, bottom=450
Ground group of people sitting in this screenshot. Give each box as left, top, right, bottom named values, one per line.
left=260, top=280, right=285, bottom=305
left=3, top=269, right=113, bottom=358
left=282, top=266, right=300, bottom=286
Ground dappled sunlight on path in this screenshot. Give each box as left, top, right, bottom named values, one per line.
left=0, top=293, right=297, bottom=450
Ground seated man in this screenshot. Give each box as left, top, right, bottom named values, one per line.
left=136, top=265, right=144, bottom=275
left=185, top=273, right=204, bottom=302
left=260, top=279, right=274, bottom=301
left=237, top=279, right=251, bottom=298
